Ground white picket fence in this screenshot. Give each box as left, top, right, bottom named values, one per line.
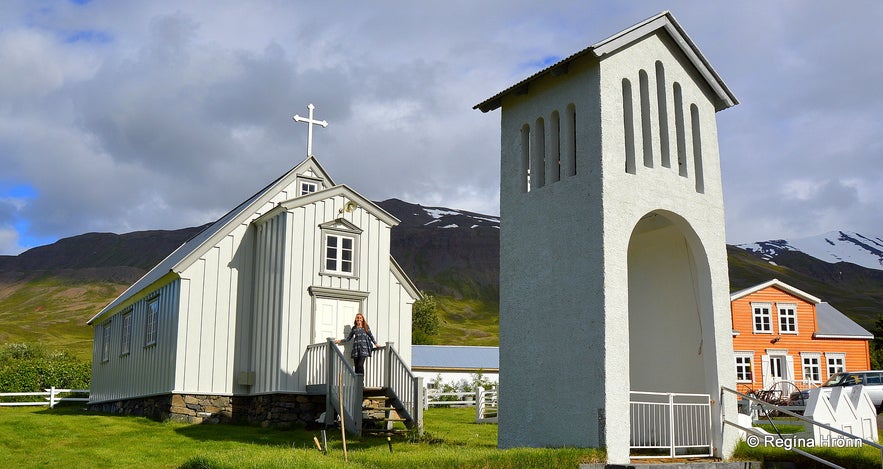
left=0, top=387, right=90, bottom=408
left=425, top=386, right=498, bottom=423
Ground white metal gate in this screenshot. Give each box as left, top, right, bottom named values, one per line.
left=629, top=391, right=713, bottom=459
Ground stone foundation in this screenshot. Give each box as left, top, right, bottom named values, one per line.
left=88, top=393, right=326, bottom=427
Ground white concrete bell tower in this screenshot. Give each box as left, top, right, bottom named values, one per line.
left=475, top=11, right=740, bottom=463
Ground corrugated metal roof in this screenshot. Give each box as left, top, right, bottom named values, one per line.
left=815, top=302, right=873, bottom=339
left=474, top=10, right=737, bottom=113
left=412, top=345, right=499, bottom=371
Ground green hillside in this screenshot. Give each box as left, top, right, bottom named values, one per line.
left=0, top=276, right=128, bottom=361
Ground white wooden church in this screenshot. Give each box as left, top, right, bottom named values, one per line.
left=86, top=120, right=423, bottom=432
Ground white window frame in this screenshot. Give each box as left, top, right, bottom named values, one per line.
left=778, top=303, right=798, bottom=334
left=101, top=321, right=112, bottom=363
left=300, top=181, right=318, bottom=195
left=145, top=296, right=159, bottom=347
left=734, top=352, right=754, bottom=383
left=297, top=176, right=322, bottom=196
left=323, top=233, right=356, bottom=275
left=826, top=352, right=846, bottom=377
left=801, top=352, right=822, bottom=384
left=752, top=302, right=772, bottom=334
left=120, top=311, right=132, bottom=356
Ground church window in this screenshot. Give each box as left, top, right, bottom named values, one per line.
left=655, top=61, right=671, bottom=168
left=549, top=111, right=561, bottom=183
left=639, top=70, right=653, bottom=168
left=691, top=104, right=704, bottom=193
left=145, top=296, right=159, bottom=346
left=778, top=304, right=797, bottom=334
left=673, top=83, right=687, bottom=177
left=297, top=176, right=322, bottom=196
left=300, top=181, right=318, bottom=195
left=120, top=311, right=132, bottom=355
left=565, top=104, right=576, bottom=176
left=532, top=117, right=546, bottom=188
left=324, top=234, right=356, bottom=275
left=101, top=321, right=112, bottom=363
left=751, top=303, right=772, bottom=333
left=734, top=352, right=753, bottom=383
left=521, top=124, right=531, bottom=192
left=622, top=78, right=636, bottom=174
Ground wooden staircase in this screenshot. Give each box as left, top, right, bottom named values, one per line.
left=307, top=339, right=424, bottom=437
left=360, top=387, right=415, bottom=434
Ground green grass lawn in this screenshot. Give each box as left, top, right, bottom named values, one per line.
left=0, top=405, right=604, bottom=469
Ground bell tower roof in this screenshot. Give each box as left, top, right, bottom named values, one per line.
left=474, top=11, right=738, bottom=113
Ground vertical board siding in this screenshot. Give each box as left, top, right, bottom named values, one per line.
left=250, top=193, right=415, bottom=393
left=90, top=280, right=180, bottom=403
left=731, top=286, right=871, bottom=392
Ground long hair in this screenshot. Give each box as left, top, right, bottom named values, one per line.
left=353, top=313, right=371, bottom=332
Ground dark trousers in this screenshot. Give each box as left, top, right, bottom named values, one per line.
left=354, top=356, right=367, bottom=374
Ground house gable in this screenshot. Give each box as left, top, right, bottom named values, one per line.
left=730, top=278, right=821, bottom=304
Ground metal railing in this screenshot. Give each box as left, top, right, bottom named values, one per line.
left=307, top=339, right=423, bottom=435
left=0, top=388, right=90, bottom=408
left=629, top=391, right=713, bottom=459
left=721, top=386, right=883, bottom=469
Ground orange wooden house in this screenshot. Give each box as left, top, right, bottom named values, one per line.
left=731, top=279, right=872, bottom=395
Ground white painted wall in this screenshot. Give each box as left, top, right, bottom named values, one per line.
left=495, top=26, right=737, bottom=464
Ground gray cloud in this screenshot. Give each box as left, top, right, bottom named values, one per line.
left=0, top=1, right=880, bottom=254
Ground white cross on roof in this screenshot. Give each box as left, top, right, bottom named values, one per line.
left=292, top=103, right=329, bottom=157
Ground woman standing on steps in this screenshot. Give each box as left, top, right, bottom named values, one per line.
left=335, top=312, right=379, bottom=374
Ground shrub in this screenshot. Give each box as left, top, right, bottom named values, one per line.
left=0, top=343, right=91, bottom=393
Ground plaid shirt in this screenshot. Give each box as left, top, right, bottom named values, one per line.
left=341, top=326, right=376, bottom=358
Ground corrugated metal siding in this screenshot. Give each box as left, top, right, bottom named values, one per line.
left=89, top=280, right=180, bottom=403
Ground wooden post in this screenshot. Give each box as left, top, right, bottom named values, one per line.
left=339, top=372, right=347, bottom=462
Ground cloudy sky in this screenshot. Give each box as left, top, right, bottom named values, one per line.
left=1, top=0, right=880, bottom=255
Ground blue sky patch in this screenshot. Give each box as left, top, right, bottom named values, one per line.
left=65, top=29, right=113, bottom=44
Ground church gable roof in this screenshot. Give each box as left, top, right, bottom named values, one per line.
left=474, top=10, right=738, bottom=113
left=89, top=156, right=341, bottom=323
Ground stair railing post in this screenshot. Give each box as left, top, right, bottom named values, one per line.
left=385, top=341, right=394, bottom=390
left=325, top=338, right=335, bottom=425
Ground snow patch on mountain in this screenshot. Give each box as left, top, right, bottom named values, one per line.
left=418, top=206, right=500, bottom=229
left=738, top=231, right=883, bottom=271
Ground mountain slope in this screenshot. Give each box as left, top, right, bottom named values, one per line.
left=1, top=200, right=881, bottom=356
left=738, top=231, right=883, bottom=272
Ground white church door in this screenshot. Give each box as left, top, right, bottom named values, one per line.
left=313, top=298, right=361, bottom=344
